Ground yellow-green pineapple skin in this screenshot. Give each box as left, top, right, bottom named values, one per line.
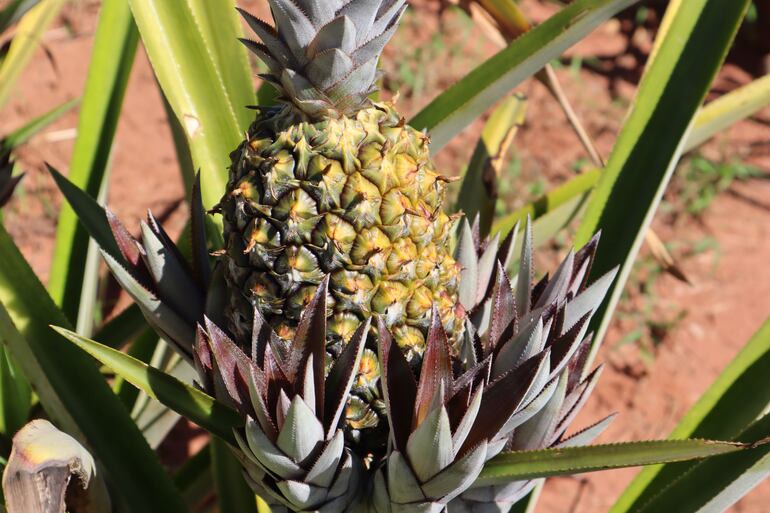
left=220, top=102, right=461, bottom=365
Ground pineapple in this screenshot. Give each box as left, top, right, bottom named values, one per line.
left=219, top=0, right=462, bottom=425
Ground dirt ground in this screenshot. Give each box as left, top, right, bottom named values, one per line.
left=1, top=1, right=769, bottom=511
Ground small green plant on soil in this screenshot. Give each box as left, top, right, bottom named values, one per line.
left=674, top=155, right=765, bottom=216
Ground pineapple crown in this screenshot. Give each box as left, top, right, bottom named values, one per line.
left=239, top=1, right=406, bottom=119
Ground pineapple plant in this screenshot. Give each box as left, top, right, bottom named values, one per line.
left=31, top=0, right=770, bottom=512
left=1, top=0, right=768, bottom=511
left=67, top=1, right=620, bottom=511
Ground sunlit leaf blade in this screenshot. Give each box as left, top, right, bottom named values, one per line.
left=574, top=0, right=751, bottom=355
left=410, top=0, right=637, bottom=152
left=455, top=94, right=526, bottom=236
left=186, top=0, right=253, bottom=130
left=0, top=0, right=67, bottom=111
left=632, top=413, right=770, bottom=513
left=0, top=225, right=187, bottom=513
left=131, top=341, right=195, bottom=449
left=610, top=317, right=770, bottom=512
left=0, top=98, right=78, bottom=152
left=212, top=437, right=258, bottom=513
left=47, top=0, right=138, bottom=322
left=685, top=73, right=770, bottom=152
left=127, top=0, right=253, bottom=212
left=475, top=438, right=767, bottom=485
left=115, top=328, right=159, bottom=408
left=53, top=326, right=242, bottom=444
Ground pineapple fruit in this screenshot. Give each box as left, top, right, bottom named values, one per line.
left=219, top=0, right=462, bottom=431
left=221, top=1, right=461, bottom=351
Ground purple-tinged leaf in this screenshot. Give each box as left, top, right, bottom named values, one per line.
left=304, top=430, right=344, bottom=488
left=459, top=350, right=549, bottom=456
left=101, top=250, right=194, bottom=358
left=276, top=395, right=324, bottom=464
left=549, top=313, right=590, bottom=379
left=263, top=345, right=290, bottom=425
left=247, top=365, right=278, bottom=440
left=386, top=451, right=425, bottom=504
left=451, top=386, right=483, bottom=454
left=487, top=263, right=516, bottom=355
left=324, top=318, right=369, bottom=438
left=567, top=333, right=593, bottom=391
left=570, top=231, right=601, bottom=294
left=140, top=218, right=203, bottom=323
left=498, top=221, right=518, bottom=272
left=193, top=325, right=214, bottom=392
left=106, top=209, right=151, bottom=286
left=146, top=210, right=193, bottom=279
left=450, top=356, right=491, bottom=403
left=275, top=389, right=291, bottom=433
left=378, top=317, right=417, bottom=452
left=46, top=164, right=123, bottom=268
left=205, top=318, right=254, bottom=413
left=251, top=305, right=277, bottom=365
left=407, top=405, right=453, bottom=482
left=476, top=232, right=500, bottom=305
left=535, top=250, right=574, bottom=309
left=530, top=273, right=549, bottom=310
left=284, top=276, right=328, bottom=414
left=300, top=355, right=317, bottom=415
left=422, top=439, right=488, bottom=502
left=493, top=315, right=543, bottom=379
left=459, top=323, right=480, bottom=368
left=414, top=307, right=453, bottom=428
left=501, top=376, right=559, bottom=435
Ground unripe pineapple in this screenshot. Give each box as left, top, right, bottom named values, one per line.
left=219, top=0, right=463, bottom=427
